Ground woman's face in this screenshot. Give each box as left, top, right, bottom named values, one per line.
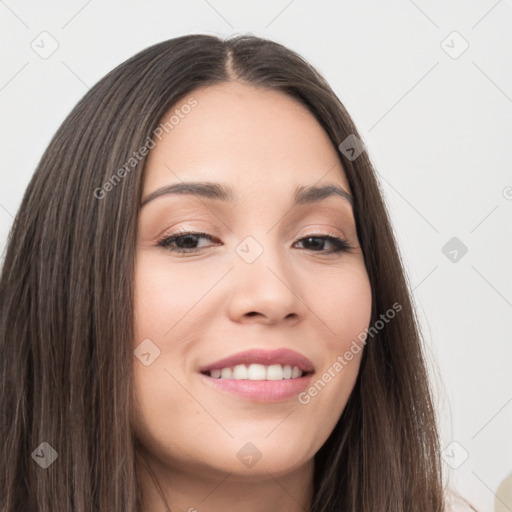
left=132, top=81, right=372, bottom=481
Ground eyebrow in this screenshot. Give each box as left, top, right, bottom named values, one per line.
left=140, top=181, right=354, bottom=208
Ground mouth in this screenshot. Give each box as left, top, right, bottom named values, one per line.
left=198, top=347, right=315, bottom=378
left=201, top=363, right=312, bottom=380
left=198, top=348, right=315, bottom=402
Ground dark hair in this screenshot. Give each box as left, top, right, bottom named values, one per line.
left=1, top=33, right=464, bottom=511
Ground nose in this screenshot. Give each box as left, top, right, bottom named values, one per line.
left=225, top=238, right=309, bottom=325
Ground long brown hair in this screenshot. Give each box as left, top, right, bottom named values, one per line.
left=1, top=33, right=450, bottom=511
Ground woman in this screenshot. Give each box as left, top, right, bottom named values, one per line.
left=0, top=33, right=475, bottom=511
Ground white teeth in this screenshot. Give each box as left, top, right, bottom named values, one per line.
left=247, top=364, right=266, bottom=380
left=282, top=365, right=292, bottom=379
left=206, top=364, right=305, bottom=380
left=220, top=367, right=232, bottom=379
left=291, top=366, right=302, bottom=378
left=232, top=364, right=248, bottom=379
left=267, top=364, right=284, bottom=380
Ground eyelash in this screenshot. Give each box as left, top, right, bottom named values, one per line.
left=156, top=230, right=353, bottom=255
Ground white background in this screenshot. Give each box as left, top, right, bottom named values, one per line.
left=1, top=1, right=511, bottom=511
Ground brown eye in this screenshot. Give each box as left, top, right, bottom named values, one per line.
left=157, top=231, right=217, bottom=254
left=294, top=235, right=352, bottom=254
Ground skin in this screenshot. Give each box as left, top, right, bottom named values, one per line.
left=132, top=81, right=372, bottom=512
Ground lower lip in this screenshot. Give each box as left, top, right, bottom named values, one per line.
left=199, top=373, right=314, bottom=402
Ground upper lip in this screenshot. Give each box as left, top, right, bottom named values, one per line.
left=199, top=348, right=315, bottom=374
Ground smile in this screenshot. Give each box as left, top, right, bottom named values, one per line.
left=203, top=363, right=307, bottom=380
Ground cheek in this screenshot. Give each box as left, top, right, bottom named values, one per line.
left=326, top=265, right=372, bottom=382
left=296, top=263, right=371, bottom=418
left=131, top=255, right=212, bottom=443
left=133, top=254, right=208, bottom=342
left=307, top=262, right=373, bottom=350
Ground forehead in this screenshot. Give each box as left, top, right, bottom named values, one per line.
left=142, top=81, right=351, bottom=196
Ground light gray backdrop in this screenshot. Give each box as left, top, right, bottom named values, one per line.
left=1, top=1, right=511, bottom=511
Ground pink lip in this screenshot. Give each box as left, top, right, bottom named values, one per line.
left=200, top=373, right=314, bottom=402
left=198, top=348, right=315, bottom=403
left=198, top=348, right=315, bottom=374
